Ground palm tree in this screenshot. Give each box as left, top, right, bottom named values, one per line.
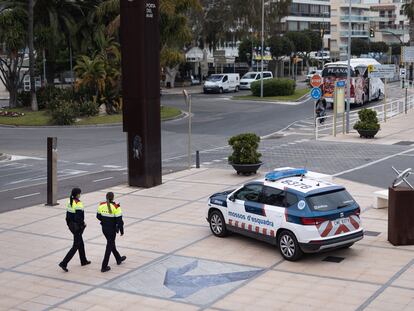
left=403, top=0, right=414, bottom=46
left=0, top=5, right=27, bottom=107
left=75, top=55, right=107, bottom=99
left=28, top=0, right=38, bottom=111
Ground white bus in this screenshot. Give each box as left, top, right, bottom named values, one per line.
left=321, top=58, right=384, bottom=106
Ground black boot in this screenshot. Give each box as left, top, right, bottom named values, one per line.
left=101, top=266, right=111, bottom=273
left=117, top=256, right=127, bottom=265
left=59, top=262, right=68, bottom=272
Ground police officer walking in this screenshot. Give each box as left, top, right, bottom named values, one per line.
left=97, top=192, right=126, bottom=272
left=59, top=188, right=90, bottom=272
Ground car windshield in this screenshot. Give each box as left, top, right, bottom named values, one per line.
left=306, top=190, right=355, bottom=212
left=207, top=75, right=223, bottom=82
left=322, top=67, right=355, bottom=78
left=242, top=73, right=257, bottom=79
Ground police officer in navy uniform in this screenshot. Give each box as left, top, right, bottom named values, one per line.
left=97, top=192, right=126, bottom=272
left=59, top=188, right=90, bottom=272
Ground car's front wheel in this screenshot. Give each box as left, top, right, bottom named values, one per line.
left=278, top=230, right=303, bottom=261
left=209, top=210, right=228, bottom=237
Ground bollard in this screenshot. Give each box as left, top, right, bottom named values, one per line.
left=196, top=150, right=200, bottom=168
left=46, top=137, right=58, bottom=206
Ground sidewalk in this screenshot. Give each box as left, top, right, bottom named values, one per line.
left=0, top=168, right=413, bottom=310
left=321, top=108, right=414, bottom=146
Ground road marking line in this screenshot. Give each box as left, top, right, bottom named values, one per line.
left=213, top=160, right=222, bottom=162
left=103, top=165, right=121, bottom=169
left=14, top=192, right=40, bottom=200
left=202, top=162, right=212, bottom=165
left=93, top=177, right=114, bottom=183
left=333, top=147, right=414, bottom=177
left=76, top=162, right=95, bottom=166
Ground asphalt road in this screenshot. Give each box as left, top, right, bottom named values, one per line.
left=0, top=84, right=410, bottom=212
left=0, top=90, right=315, bottom=212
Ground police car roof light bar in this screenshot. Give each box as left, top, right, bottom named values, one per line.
left=265, top=168, right=308, bottom=182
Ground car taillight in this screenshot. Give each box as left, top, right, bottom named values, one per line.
left=350, top=84, right=355, bottom=97
left=354, top=207, right=360, bottom=216
left=301, top=217, right=327, bottom=225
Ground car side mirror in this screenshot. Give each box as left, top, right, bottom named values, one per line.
left=228, top=195, right=235, bottom=202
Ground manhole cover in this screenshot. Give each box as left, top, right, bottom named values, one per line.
left=393, top=141, right=414, bottom=146
left=322, top=256, right=345, bottom=263
left=364, top=231, right=381, bottom=237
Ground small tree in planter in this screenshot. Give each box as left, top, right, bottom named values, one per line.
left=353, top=108, right=380, bottom=138
left=228, top=133, right=262, bottom=175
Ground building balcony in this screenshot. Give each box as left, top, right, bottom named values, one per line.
left=370, top=15, right=396, bottom=22
left=340, top=15, right=369, bottom=22
left=340, top=30, right=369, bottom=37
left=380, top=28, right=408, bottom=35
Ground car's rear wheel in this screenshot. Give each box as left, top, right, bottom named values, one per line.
left=278, top=230, right=303, bottom=261
left=209, top=210, right=228, bottom=237
left=234, top=86, right=239, bottom=93
left=219, top=87, right=223, bottom=94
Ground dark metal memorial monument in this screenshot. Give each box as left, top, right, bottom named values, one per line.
left=120, top=0, right=162, bottom=188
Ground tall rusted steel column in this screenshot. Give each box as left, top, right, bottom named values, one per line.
left=120, top=0, right=162, bottom=188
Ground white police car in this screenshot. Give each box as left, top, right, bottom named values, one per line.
left=206, top=168, right=364, bottom=261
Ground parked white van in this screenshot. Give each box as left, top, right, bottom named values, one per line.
left=203, top=73, right=240, bottom=94
left=240, top=71, right=273, bottom=90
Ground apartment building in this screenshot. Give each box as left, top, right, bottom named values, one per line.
left=369, top=0, right=409, bottom=44
left=283, top=0, right=331, bottom=48
left=330, top=0, right=371, bottom=59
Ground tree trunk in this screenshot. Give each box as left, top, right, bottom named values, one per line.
left=8, top=87, right=18, bottom=108
left=410, top=18, right=414, bottom=46
left=165, top=65, right=179, bottom=88
left=28, top=0, right=38, bottom=111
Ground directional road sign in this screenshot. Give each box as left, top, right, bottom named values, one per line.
left=368, top=64, right=396, bottom=79
left=311, top=87, right=322, bottom=100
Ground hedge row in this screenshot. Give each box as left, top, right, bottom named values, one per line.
left=251, top=78, right=296, bottom=97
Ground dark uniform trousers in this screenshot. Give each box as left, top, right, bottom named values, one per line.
left=61, top=222, right=87, bottom=265
left=102, top=227, right=121, bottom=269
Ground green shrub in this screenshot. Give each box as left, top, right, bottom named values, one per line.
left=251, top=78, right=296, bottom=97
left=50, top=101, right=77, bottom=125
left=353, top=108, right=380, bottom=131
left=78, top=100, right=98, bottom=117
left=36, top=86, right=65, bottom=110
left=17, top=91, right=31, bottom=107
left=228, top=133, right=262, bottom=164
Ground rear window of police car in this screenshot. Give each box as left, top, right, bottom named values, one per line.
left=306, top=190, right=355, bottom=212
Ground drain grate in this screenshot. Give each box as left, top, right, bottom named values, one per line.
left=364, top=230, right=381, bottom=237
left=322, top=256, right=345, bottom=263
left=393, top=141, right=414, bottom=146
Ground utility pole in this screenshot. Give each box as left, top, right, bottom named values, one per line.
left=260, top=0, right=265, bottom=98
left=28, top=0, right=38, bottom=111
left=345, top=0, right=352, bottom=133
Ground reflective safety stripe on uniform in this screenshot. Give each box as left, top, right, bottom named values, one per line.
left=97, top=203, right=122, bottom=218
left=316, top=215, right=360, bottom=238
left=66, top=200, right=84, bottom=213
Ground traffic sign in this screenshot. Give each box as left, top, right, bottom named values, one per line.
left=400, top=68, right=407, bottom=78
left=368, top=64, right=396, bottom=79
left=310, top=74, right=323, bottom=88
left=336, top=80, right=345, bottom=87
left=402, top=46, right=414, bottom=63
left=310, top=87, right=322, bottom=100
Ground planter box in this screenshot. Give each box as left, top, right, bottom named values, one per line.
left=357, top=129, right=379, bottom=138
left=230, top=162, right=263, bottom=175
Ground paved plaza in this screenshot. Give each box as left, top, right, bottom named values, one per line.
left=0, top=167, right=413, bottom=311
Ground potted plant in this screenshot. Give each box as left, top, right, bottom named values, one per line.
left=228, top=133, right=263, bottom=175
left=353, top=108, right=380, bottom=138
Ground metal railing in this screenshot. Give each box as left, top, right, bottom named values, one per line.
left=315, top=96, right=414, bottom=140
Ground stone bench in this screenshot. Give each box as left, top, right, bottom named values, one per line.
left=374, top=190, right=388, bottom=209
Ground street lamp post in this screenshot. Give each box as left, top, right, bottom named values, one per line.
left=260, top=0, right=265, bottom=98
left=346, top=0, right=352, bottom=133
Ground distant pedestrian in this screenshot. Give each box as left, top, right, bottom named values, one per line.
left=97, top=192, right=126, bottom=273
left=315, top=98, right=327, bottom=124
left=59, top=188, right=90, bottom=272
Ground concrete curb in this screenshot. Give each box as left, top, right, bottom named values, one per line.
left=231, top=93, right=310, bottom=105
left=0, top=111, right=185, bottom=129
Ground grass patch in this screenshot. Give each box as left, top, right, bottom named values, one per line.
left=0, top=105, right=182, bottom=126
left=233, top=87, right=309, bottom=102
